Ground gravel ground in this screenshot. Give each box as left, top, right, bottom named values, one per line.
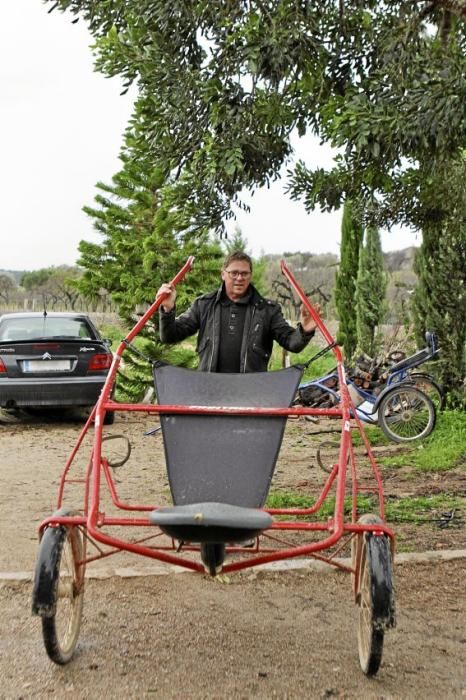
left=0, top=410, right=465, bottom=698
left=1, top=560, right=466, bottom=699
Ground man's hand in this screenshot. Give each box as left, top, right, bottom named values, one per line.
left=156, top=283, right=176, bottom=312
left=299, top=302, right=320, bottom=334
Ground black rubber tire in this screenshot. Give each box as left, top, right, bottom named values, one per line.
left=407, top=373, right=446, bottom=411
left=200, top=543, right=225, bottom=576
left=354, top=514, right=395, bottom=676
left=37, top=525, right=84, bottom=664
left=377, top=386, right=436, bottom=443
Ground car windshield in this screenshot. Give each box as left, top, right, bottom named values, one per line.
left=0, top=318, right=96, bottom=342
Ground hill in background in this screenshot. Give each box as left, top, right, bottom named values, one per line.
left=262, top=247, right=418, bottom=323
left=1, top=248, right=418, bottom=323
left=0, top=270, right=25, bottom=284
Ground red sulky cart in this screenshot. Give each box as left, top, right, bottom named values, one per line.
left=32, top=257, right=395, bottom=676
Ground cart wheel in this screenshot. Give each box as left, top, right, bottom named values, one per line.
left=408, top=373, right=446, bottom=411
left=354, top=514, right=395, bottom=676
left=377, top=386, right=436, bottom=443
left=200, top=543, right=225, bottom=576
left=32, top=524, right=84, bottom=664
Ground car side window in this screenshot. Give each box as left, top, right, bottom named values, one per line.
left=60, top=324, right=80, bottom=337
left=78, top=322, right=93, bottom=339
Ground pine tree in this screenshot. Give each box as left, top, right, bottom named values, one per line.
left=412, top=222, right=466, bottom=407
left=355, top=227, right=387, bottom=357
left=78, top=98, right=223, bottom=400
left=335, top=200, right=363, bottom=359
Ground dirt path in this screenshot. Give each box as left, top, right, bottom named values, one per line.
left=1, top=561, right=465, bottom=698
left=0, top=411, right=465, bottom=698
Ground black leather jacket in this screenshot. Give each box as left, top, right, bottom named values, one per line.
left=159, top=283, right=314, bottom=372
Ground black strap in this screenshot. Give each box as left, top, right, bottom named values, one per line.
left=295, top=342, right=337, bottom=370
left=123, top=339, right=155, bottom=365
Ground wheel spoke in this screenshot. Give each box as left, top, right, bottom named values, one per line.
left=379, top=387, right=435, bottom=443
left=57, top=579, right=74, bottom=598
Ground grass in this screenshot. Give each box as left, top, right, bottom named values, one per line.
left=379, top=410, right=466, bottom=472
left=383, top=494, right=464, bottom=523
left=268, top=408, right=466, bottom=538
left=267, top=408, right=465, bottom=532
left=351, top=424, right=391, bottom=448
left=266, top=490, right=314, bottom=510
left=266, top=489, right=464, bottom=526
left=266, top=491, right=376, bottom=519
left=269, top=341, right=336, bottom=381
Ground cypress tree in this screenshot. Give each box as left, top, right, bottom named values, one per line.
left=412, top=222, right=466, bottom=407
left=335, top=200, right=364, bottom=359
left=355, top=227, right=387, bottom=357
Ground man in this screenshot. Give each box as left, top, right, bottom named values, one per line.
left=157, top=251, right=318, bottom=373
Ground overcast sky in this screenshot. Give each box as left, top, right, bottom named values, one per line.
left=1, top=1, right=420, bottom=272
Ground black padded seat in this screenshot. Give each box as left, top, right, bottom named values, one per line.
left=149, top=502, right=273, bottom=543
left=152, top=364, right=303, bottom=508
left=388, top=347, right=431, bottom=373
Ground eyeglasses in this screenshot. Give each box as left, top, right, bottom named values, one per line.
left=224, top=270, right=252, bottom=279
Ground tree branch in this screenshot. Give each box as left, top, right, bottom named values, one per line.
left=416, top=0, right=466, bottom=20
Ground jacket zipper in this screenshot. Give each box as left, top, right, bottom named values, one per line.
left=208, top=334, right=215, bottom=371
left=241, top=306, right=255, bottom=373
left=209, top=307, right=218, bottom=371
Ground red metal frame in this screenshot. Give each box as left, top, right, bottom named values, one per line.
left=39, top=256, right=395, bottom=581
